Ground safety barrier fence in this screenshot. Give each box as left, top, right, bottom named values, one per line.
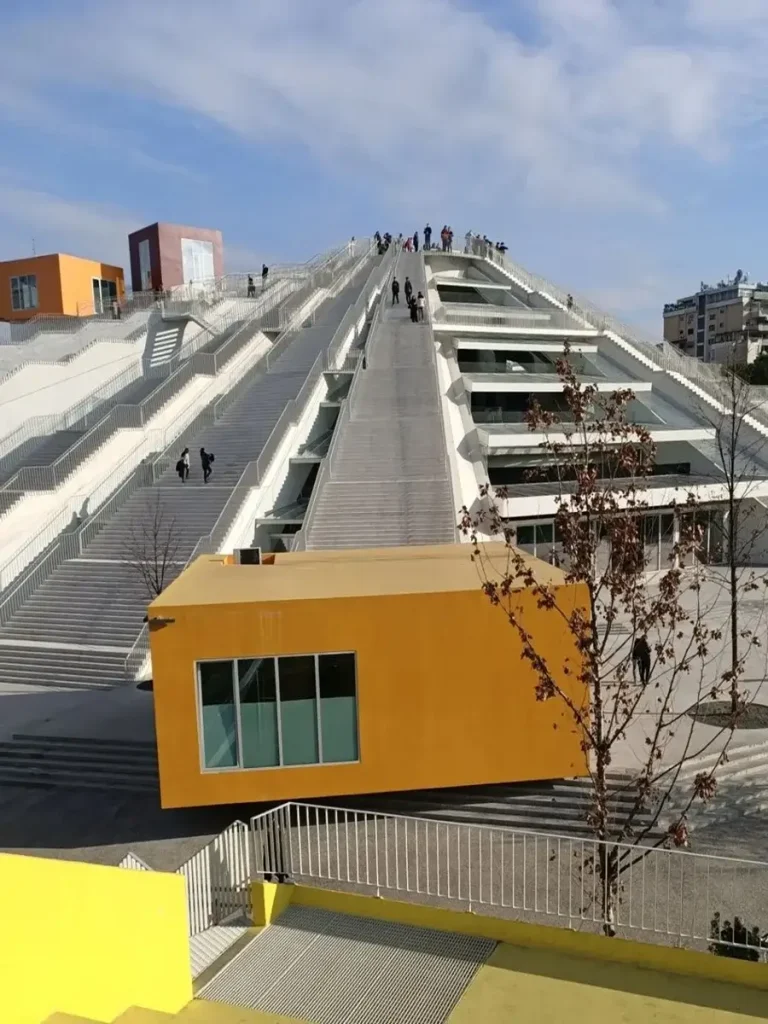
left=0, top=432, right=161, bottom=618
left=119, top=801, right=768, bottom=958
left=0, top=328, right=266, bottom=600
left=5, top=295, right=159, bottom=345
left=0, top=362, right=143, bottom=476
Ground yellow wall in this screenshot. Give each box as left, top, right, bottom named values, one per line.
left=0, top=852, right=192, bottom=1023
left=151, top=577, right=589, bottom=808
left=0, top=254, right=64, bottom=321
left=58, top=253, right=125, bottom=316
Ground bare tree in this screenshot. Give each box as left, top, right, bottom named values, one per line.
left=697, top=361, right=768, bottom=715
left=459, top=348, right=758, bottom=934
left=122, top=493, right=181, bottom=601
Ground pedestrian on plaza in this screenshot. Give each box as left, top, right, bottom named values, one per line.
left=441, top=226, right=449, bottom=252
left=465, top=230, right=473, bottom=254
left=416, top=291, right=425, bottom=321
left=413, top=230, right=419, bottom=253
left=397, top=233, right=403, bottom=250
left=404, top=276, right=413, bottom=304
left=177, top=447, right=190, bottom=483
left=424, top=223, right=432, bottom=250
left=247, top=274, right=256, bottom=298
left=391, top=277, right=401, bottom=304
left=632, top=635, right=652, bottom=685
left=262, top=264, right=269, bottom=289
left=409, top=296, right=419, bottom=323
left=448, top=227, right=454, bottom=251
left=200, top=447, right=215, bottom=484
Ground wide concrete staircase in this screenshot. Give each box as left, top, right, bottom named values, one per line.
left=0, top=264, right=375, bottom=695
left=305, top=251, right=456, bottom=549
left=668, top=738, right=768, bottom=828
left=348, top=772, right=663, bottom=839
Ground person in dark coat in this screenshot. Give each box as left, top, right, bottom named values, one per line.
left=409, top=296, right=419, bottom=323
left=262, top=264, right=269, bottom=289
left=200, top=447, right=214, bottom=484
left=247, top=274, right=256, bottom=297
left=404, top=276, right=413, bottom=304
left=413, top=230, right=419, bottom=253
left=632, top=635, right=651, bottom=685
left=424, top=223, right=432, bottom=250
left=177, top=448, right=190, bottom=482
left=391, top=277, right=400, bottom=304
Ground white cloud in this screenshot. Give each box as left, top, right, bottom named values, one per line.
left=0, top=179, right=142, bottom=267
left=4, top=0, right=767, bottom=217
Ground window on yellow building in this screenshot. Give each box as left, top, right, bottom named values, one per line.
left=197, top=652, right=359, bottom=771
left=10, top=274, right=38, bottom=311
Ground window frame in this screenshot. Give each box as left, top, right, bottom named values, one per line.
left=195, top=650, right=360, bottom=774
left=10, top=274, right=39, bottom=312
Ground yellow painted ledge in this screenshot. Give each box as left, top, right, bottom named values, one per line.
left=284, top=884, right=768, bottom=993
left=448, top=943, right=768, bottom=1023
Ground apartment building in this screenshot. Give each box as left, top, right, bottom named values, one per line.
left=663, top=273, right=768, bottom=364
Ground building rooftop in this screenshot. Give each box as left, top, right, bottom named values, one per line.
left=151, top=543, right=566, bottom=610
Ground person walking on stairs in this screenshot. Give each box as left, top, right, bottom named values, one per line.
left=176, top=448, right=190, bottom=483
left=424, top=223, right=432, bottom=250
left=416, top=291, right=425, bottom=322
left=404, top=276, right=413, bottom=304
left=247, top=274, right=256, bottom=297
left=409, top=296, right=419, bottom=323
left=413, top=230, right=419, bottom=253
left=391, top=277, right=400, bottom=304
left=262, top=264, right=269, bottom=289
left=200, top=447, right=215, bottom=484
left=632, top=635, right=652, bottom=685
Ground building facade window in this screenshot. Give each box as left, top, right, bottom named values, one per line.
left=10, top=274, right=38, bottom=311
left=197, top=652, right=359, bottom=771
left=181, top=237, right=215, bottom=284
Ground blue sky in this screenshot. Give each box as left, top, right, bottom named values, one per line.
left=1, top=0, right=768, bottom=333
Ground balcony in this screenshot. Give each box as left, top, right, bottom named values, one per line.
left=433, top=304, right=594, bottom=335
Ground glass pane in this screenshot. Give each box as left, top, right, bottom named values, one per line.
left=516, top=525, right=535, bottom=548
left=278, top=656, right=319, bottom=765
left=319, top=653, right=358, bottom=763
left=535, top=523, right=554, bottom=543
left=92, top=279, right=102, bottom=315
left=238, top=658, right=279, bottom=768
left=199, top=661, right=237, bottom=769
left=10, top=279, right=21, bottom=311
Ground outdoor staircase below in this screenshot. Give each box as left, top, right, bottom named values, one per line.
left=0, top=734, right=158, bottom=792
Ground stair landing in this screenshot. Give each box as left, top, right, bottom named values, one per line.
left=43, top=1004, right=308, bottom=1023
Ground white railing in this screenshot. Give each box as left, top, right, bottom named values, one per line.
left=254, top=803, right=768, bottom=957
left=118, top=800, right=768, bottom=958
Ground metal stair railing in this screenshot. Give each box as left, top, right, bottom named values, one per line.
left=0, top=434, right=162, bottom=618
left=0, top=361, right=142, bottom=473
left=122, top=246, right=380, bottom=680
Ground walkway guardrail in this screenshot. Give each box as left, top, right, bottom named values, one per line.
left=253, top=803, right=768, bottom=957
left=120, top=799, right=768, bottom=957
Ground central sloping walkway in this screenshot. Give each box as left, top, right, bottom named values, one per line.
left=306, top=252, right=456, bottom=548
left=200, top=905, right=495, bottom=1024
left=0, top=264, right=375, bottom=691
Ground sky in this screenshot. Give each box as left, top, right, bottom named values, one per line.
left=1, top=0, right=768, bottom=335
